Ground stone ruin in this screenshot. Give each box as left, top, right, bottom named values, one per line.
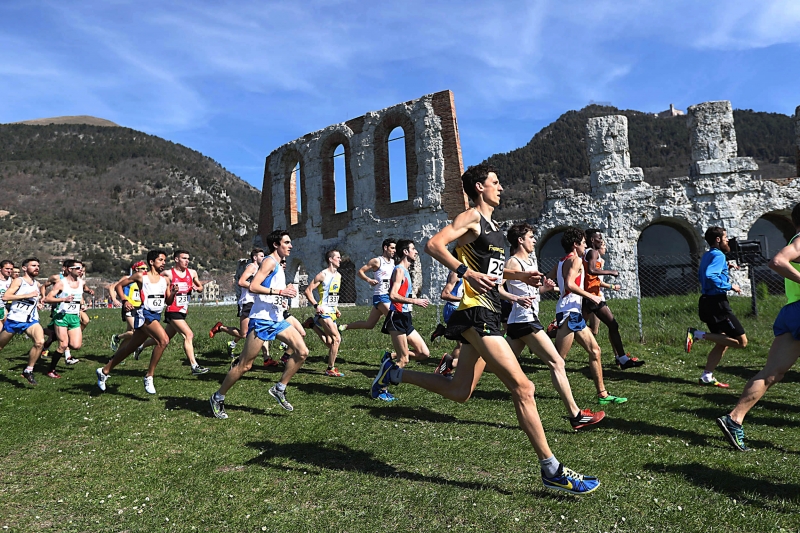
left=258, top=91, right=800, bottom=304
left=257, top=90, right=467, bottom=304
left=534, top=101, right=800, bottom=298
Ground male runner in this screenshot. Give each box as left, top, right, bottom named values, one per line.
left=42, top=261, right=93, bottom=364
left=209, top=229, right=310, bottom=417
left=0, top=258, right=45, bottom=385
left=95, top=250, right=175, bottom=395
left=338, top=239, right=396, bottom=332
left=0, top=260, right=14, bottom=325
left=686, top=227, right=747, bottom=388
left=716, top=203, right=800, bottom=451
left=372, top=163, right=600, bottom=494
left=505, top=223, right=605, bottom=430
left=42, top=259, right=86, bottom=377
left=12, top=267, right=19, bottom=279
left=110, top=260, right=147, bottom=351
left=209, top=249, right=272, bottom=362
left=583, top=229, right=644, bottom=369
left=304, top=250, right=344, bottom=377
left=549, top=227, right=627, bottom=405
left=431, top=255, right=464, bottom=376
left=136, top=250, right=208, bottom=375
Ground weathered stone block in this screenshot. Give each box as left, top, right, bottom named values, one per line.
left=691, top=157, right=758, bottom=177
left=687, top=100, right=737, bottom=162
left=586, top=115, right=630, bottom=172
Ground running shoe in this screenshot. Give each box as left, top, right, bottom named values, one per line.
left=264, top=358, right=280, bottom=367
left=371, top=358, right=396, bottom=399
left=45, top=370, right=61, bottom=379
left=617, top=356, right=645, bottom=370
left=209, top=394, right=228, bottom=419
left=40, top=350, right=49, bottom=359
left=268, top=385, right=294, bottom=411
left=434, top=353, right=454, bottom=376
left=381, top=350, right=392, bottom=363
left=281, top=353, right=290, bottom=364
left=430, top=323, right=446, bottom=343
left=685, top=327, right=697, bottom=353
left=230, top=357, right=240, bottom=369
left=324, top=367, right=344, bottom=377
left=569, top=409, right=605, bottom=430
left=143, top=376, right=156, bottom=394
left=65, top=357, right=80, bottom=365
left=716, top=414, right=750, bottom=451
left=227, top=341, right=236, bottom=358
left=375, top=390, right=398, bottom=402
left=338, top=324, right=347, bottom=332
left=110, top=334, right=120, bottom=351
left=301, top=317, right=315, bottom=329
left=191, top=365, right=210, bottom=375
left=541, top=465, right=600, bottom=495
left=209, top=322, right=223, bottom=338
left=598, top=394, right=627, bottom=405
left=96, top=368, right=108, bottom=391
left=22, top=370, right=38, bottom=385
left=699, top=377, right=729, bottom=388
left=134, top=346, right=144, bottom=360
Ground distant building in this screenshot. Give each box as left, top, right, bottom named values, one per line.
left=656, top=103, right=685, bottom=118
left=202, top=280, right=220, bottom=302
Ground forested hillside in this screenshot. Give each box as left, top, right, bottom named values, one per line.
left=485, top=106, right=796, bottom=220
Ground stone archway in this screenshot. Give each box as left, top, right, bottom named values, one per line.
left=636, top=220, right=700, bottom=297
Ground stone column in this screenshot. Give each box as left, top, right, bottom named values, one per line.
left=686, top=100, right=758, bottom=180
left=585, top=115, right=644, bottom=194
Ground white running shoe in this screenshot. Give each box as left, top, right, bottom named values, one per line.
left=96, top=368, right=108, bottom=391
left=143, top=376, right=156, bottom=394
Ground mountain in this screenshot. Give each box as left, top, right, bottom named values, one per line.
left=0, top=120, right=261, bottom=281
left=485, top=106, right=797, bottom=221
left=14, top=115, right=119, bottom=127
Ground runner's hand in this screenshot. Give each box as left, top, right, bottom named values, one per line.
left=282, top=284, right=298, bottom=298
left=520, top=270, right=543, bottom=287
left=589, top=294, right=602, bottom=305
left=416, top=298, right=430, bottom=308
left=464, top=270, right=496, bottom=294
left=367, top=278, right=379, bottom=286
left=732, top=284, right=742, bottom=294
left=516, top=296, right=533, bottom=309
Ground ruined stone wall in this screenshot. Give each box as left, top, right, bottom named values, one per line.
left=533, top=101, right=800, bottom=299
left=257, top=91, right=467, bottom=305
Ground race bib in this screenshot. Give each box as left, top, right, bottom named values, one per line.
left=62, top=302, right=80, bottom=314
left=131, top=289, right=140, bottom=300
left=328, top=294, right=339, bottom=306
left=15, top=302, right=34, bottom=313
left=176, top=294, right=189, bottom=306
left=380, top=280, right=390, bottom=292
left=487, top=257, right=505, bottom=284
left=147, top=295, right=165, bottom=309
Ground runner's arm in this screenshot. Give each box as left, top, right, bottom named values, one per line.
left=440, top=271, right=461, bottom=303
left=190, top=269, right=203, bottom=291
left=43, top=280, right=69, bottom=304
left=238, top=263, right=258, bottom=289
left=357, top=258, right=381, bottom=285
left=563, top=258, right=601, bottom=303
left=769, top=238, right=800, bottom=285
left=2, top=278, right=27, bottom=301
left=584, top=249, right=618, bottom=277
left=704, top=252, right=732, bottom=291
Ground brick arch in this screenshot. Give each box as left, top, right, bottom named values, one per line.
left=319, top=129, right=354, bottom=239
left=373, top=111, right=418, bottom=218
left=281, top=148, right=307, bottom=238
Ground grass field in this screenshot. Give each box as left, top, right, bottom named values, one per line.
left=1, top=295, right=799, bottom=532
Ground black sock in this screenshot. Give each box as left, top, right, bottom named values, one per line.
left=50, top=351, right=64, bottom=372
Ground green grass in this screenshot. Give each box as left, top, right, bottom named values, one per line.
left=1, top=297, right=799, bottom=532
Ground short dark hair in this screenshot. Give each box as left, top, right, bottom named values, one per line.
left=173, top=249, right=190, bottom=259
left=585, top=228, right=602, bottom=245
left=792, top=203, right=800, bottom=228
left=382, top=238, right=397, bottom=250
left=250, top=248, right=265, bottom=261
left=267, top=230, right=290, bottom=252
left=704, top=227, right=726, bottom=247
left=395, top=239, right=414, bottom=263
left=62, top=259, right=76, bottom=269
left=560, top=227, right=585, bottom=253
left=22, top=257, right=39, bottom=267
left=507, top=223, right=534, bottom=252
left=0, top=260, right=13, bottom=269
left=146, top=249, right=166, bottom=264
left=325, top=249, right=340, bottom=263
left=461, top=163, right=497, bottom=201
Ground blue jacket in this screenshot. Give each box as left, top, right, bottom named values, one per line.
left=699, top=248, right=731, bottom=295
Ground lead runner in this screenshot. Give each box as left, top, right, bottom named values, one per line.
left=372, top=163, right=600, bottom=494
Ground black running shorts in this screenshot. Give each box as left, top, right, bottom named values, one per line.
left=381, top=310, right=415, bottom=336
left=444, top=306, right=504, bottom=344
left=237, top=302, right=254, bottom=318
left=506, top=319, right=544, bottom=340
left=698, top=294, right=745, bottom=337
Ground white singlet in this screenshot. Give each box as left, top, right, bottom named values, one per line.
left=373, top=257, right=394, bottom=297
left=250, top=257, right=286, bottom=322
left=238, top=263, right=256, bottom=306
left=506, top=256, right=540, bottom=324
left=57, top=278, right=85, bottom=315
left=7, top=278, right=41, bottom=323
left=141, top=275, right=167, bottom=313
left=317, top=270, right=342, bottom=315
left=556, top=253, right=584, bottom=316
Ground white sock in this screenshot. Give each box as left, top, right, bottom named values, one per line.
left=617, top=354, right=630, bottom=364
left=695, top=330, right=706, bottom=340
left=214, top=391, right=225, bottom=401
left=701, top=371, right=713, bottom=382
left=276, top=382, right=286, bottom=392
left=65, top=349, right=71, bottom=359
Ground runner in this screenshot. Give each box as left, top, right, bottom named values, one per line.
left=686, top=227, right=747, bottom=388
left=304, top=250, right=344, bottom=377
left=0, top=260, right=14, bottom=325
left=549, top=227, right=627, bottom=405
left=583, top=229, right=644, bottom=369
left=338, top=239, right=396, bottom=332
left=505, top=223, right=605, bottom=430
left=42, top=259, right=86, bottom=378
left=136, top=250, right=209, bottom=375
left=42, top=261, right=94, bottom=364
left=372, top=163, right=600, bottom=494
left=209, top=229, right=310, bottom=417
left=95, top=250, right=175, bottom=395
left=109, top=260, right=148, bottom=351
left=431, top=252, right=464, bottom=376
left=209, top=249, right=271, bottom=362
left=11, top=267, right=19, bottom=279
left=716, top=203, right=800, bottom=451
left=0, top=257, right=45, bottom=385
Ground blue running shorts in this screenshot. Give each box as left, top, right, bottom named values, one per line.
left=773, top=301, right=800, bottom=340
left=248, top=318, right=291, bottom=341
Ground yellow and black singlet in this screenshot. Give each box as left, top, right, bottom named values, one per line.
left=456, top=210, right=506, bottom=314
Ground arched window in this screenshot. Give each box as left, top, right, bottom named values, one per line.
left=637, top=223, right=696, bottom=297
left=289, top=162, right=301, bottom=225
left=388, top=127, right=408, bottom=203
left=333, top=144, right=347, bottom=213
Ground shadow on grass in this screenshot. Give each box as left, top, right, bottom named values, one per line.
left=159, top=395, right=281, bottom=418
left=245, top=439, right=513, bottom=495
left=644, top=462, right=800, bottom=506
left=68, top=381, right=150, bottom=401
left=292, top=381, right=368, bottom=398
left=0, top=371, right=30, bottom=389
left=675, top=406, right=800, bottom=437
left=352, top=404, right=518, bottom=431
left=580, top=364, right=690, bottom=385
left=719, top=365, right=800, bottom=384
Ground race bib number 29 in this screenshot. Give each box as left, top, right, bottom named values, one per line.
left=487, top=257, right=505, bottom=284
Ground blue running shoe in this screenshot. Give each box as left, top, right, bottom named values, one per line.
left=542, top=465, right=600, bottom=495
left=371, top=357, right=396, bottom=399
left=381, top=350, right=391, bottom=363
left=716, top=414, right=750, bottom=451
left=375, top=390, right=398, bottom=402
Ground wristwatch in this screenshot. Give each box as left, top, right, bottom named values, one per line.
left=456, top=264, right=468, bottom=278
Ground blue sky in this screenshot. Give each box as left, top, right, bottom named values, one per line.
left=2, top=0, right=799, bottom=196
